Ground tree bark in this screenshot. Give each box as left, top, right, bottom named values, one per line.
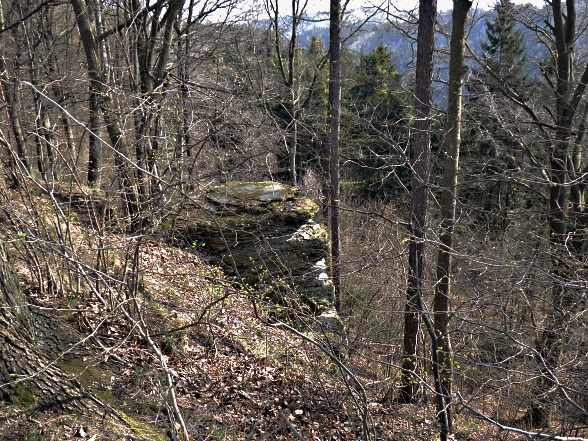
left=399, top=0, right=437, bottom=404
left=434, top=0, right=472, bottom=427
left=0, top=242, right=100, bottom=413
left=0, top=2, right=29, bottom=180
left=328, top=0, right=342, bottom=314
left=71, top=0, right=139, bottom=226
left=86, top=0, right=108, bottom=186
left=528, top=0, right=588, bottom=428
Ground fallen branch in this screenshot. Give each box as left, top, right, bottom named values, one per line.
left=457, top=392, right=588, bottom=441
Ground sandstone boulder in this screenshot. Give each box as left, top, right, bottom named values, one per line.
left=174, top=182, right=345, bottom=347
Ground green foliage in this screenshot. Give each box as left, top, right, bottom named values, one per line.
left=268, top=35, right=330, bottom=179
left=160, top=328, right=188, bottom=356
left=347, top=45, right=403, bottom=111
left=341, top=45, right=412, bottom=199
left=306, top=36, right=329, bottom=112
left=481, top=0, right=526, bottom=83
left=462, top=0, right=531, bottom=236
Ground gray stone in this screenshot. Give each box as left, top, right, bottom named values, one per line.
left=173, top=182, right=345, bottom=348
left=207, top=182, right=295, bottom=205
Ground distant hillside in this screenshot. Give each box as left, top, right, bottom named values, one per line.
left=298, top=5, right=551, bottom=78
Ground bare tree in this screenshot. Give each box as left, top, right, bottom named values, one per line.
left=459, top=0, right=588, bottom=431
left=71, top=0, right=140, bottom=228
left=0, top=1, right=30, bottom=178
left=399, top=0, right=437, bottom=404
left=433, top=0, right=472, bottom=430
left=531, top=0, right=588, bottom=427
left=329, top=0, right=342, bottom=313
left=264, top=0, right=331, bottom=185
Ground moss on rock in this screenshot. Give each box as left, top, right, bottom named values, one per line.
left=174, top=181, right=345, bottom=348
left=207, top=181, right=300, bottom=206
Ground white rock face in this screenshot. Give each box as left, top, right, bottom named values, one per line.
left=207, top=182, right=295, bottom=206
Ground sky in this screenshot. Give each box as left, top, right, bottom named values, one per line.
left=298, top=0, right=547, bottom=14
left=222, top=0, right=549, bottom=25
left=436, top=0, right=545, bottom=11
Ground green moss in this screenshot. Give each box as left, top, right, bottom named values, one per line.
left=271, top=197, right=319, bottom=220
left=61, top=359, right=103, bottom=384
left=118, top=411, right=168, bottom=441
left=299, top=294, right=332, bottom=315
left=13, top=381, right=39, bottom=408
left=207, top=422, right=239, bottom=440
left=94, top=389, right=116, bottom=405
left=208, top=181, right=300, bottom=205
left=160, top=328, right=187, bottom=356
left=71, top=379, right=165, bottom=440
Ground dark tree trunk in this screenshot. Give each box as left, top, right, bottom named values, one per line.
left=527, top=0, right=588, bottom=428
left=42, top=5, right=77, bottom=166
left=0, top=3, right=28, bottom=180
left=328, top=0, right=342, bottom=313
left=399, top=0, right=437, bottom=404
left=87, top=84, right=103, bottom=186
left=86, top=0, right=108, bottom=186
left=0, top=72, right=29, bottom=174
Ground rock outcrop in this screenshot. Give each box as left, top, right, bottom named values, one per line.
left=175, top=182, right=344, bottom=341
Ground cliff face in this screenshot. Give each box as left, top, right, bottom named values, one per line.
left=176, top=182, right=343, bottom=337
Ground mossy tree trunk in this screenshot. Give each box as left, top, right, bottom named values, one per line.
left=0, top=242, right=99, bottom=413
left=433, top=0, right=472, bottom=429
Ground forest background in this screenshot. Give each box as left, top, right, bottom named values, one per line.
left=0, top=0, right=586, bottom=440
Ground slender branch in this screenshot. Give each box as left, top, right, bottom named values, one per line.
left=457, top=393, right=588, bottom=441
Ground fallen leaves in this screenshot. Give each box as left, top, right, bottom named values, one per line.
left=9, top=238, right=446, bottom=440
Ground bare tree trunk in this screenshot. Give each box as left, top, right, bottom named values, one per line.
left=527, top=0, right=588, bottom=427
left=266, top=0, right=327, bottom=186
left=434, top=0, right=472, bottom=427
left=289, top=105, right=298, bottom=186
left=39, top=106, right=58, bottom=180
left=71, top=0, right=139, bottom=226
left=328, top=0, right=342, bottom=314
left=39, top=5, right=77, bottom=170
left=86, top=0, right=108, bottom=186
left=87, top=83, right=102, bottom=186
left=399, top=0, right=437, bottom=404
left=0, top=52, right=29, bottom=176
left=175, top=0, right=195, bottom=183
left=128, top=0, right=184, bottom=230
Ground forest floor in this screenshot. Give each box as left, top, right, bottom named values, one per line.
left=0, top=184, right=504, bottom=440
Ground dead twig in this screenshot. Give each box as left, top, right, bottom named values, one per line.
left=278, top=410, right=307, bottom=441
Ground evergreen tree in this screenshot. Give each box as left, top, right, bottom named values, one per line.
left=481, top=0, right=526, bottom=84
left=342, top=45, right=411, bottom=199
left=298, top=35, right=330, bottom=172
left=464, top=0, right=528, bottom=235
left=347, top=45, right=406, bottom=134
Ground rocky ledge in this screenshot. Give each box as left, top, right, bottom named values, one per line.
left=174, top=182, right=345, bottom=348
